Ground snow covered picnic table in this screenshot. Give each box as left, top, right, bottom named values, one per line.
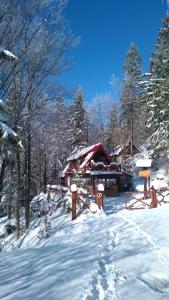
left=1, top=195, right=169, bottom=300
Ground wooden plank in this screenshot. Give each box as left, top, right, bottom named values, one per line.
left=138, top=170, right=151, bottom=177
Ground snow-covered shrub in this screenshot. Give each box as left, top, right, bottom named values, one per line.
left=37, top=218, right=52, bottom=239
left=30, top=192, right=62, bottom=218
left=63, top=190, right=72, bottom=213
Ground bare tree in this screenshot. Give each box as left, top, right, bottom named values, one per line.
left=88, top=93, right=114, bottom=146
left=0, top=0, right=76, bottom=232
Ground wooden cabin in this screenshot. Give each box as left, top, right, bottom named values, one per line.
left=60, top=143, right=132, bottom=196
left=110, top=142, right=140, bottom=163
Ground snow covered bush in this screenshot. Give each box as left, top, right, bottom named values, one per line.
left=37, top=218, right=52, bottom=239
left=30, top=192, right=62, bottom=218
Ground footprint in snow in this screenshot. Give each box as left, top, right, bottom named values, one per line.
left=138, top=272, right=169, bottom=294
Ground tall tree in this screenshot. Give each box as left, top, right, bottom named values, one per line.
left=69, top=88, right=86, bottom=149
left=142, top=13, right=169, bottom=158
left=0, top=49, right=19, bottom=200
left=0, top=0, right=76, bottom=230
left=120, top=43, right=142, bottom=153
left=105, top=103, right=119, bottom=152
left=88, top=93, right=113, bottom=145
left=0, top=48, right=22, bottom=238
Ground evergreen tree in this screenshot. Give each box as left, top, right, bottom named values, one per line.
left=120, top=43, right=142, bottom=152
left=142, top=13, right=169, bottom=157
left=69, top=88, right=86, bottom=149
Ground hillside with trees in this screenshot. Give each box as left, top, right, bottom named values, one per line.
left=1, top=1, right=169, bottom=235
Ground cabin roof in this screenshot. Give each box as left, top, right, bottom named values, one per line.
left=110, top=145, right=122, bottom=156
left=67, top=143, right=111, bottom=162
left=110, top=142, right=141, bottom=157
left=61, top=143, right=112, bottom=176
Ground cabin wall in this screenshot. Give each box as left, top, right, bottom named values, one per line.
left=122, top=144, right=140, bottom=156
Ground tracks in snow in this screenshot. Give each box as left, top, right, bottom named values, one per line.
left=83, top=224, right=126, bottom=300
left=83, top=211, right=169, bottom=299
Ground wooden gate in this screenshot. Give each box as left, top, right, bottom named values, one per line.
left=125, top=186, right=159, bottom=210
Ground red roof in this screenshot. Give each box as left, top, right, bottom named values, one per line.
left=67, top=143, right=111, bottom=162
left=62, top=143, right=111, bottom=175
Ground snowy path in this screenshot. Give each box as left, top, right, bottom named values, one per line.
left=1, top=196, right=169, bottom=299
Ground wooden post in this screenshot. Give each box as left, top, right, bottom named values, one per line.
left=72, top=191, right=77, bottom=220
left=96, top=184, right=104, bottom=209
left=144, top=177, right=147, bottom=194
left=148, top=176, right=150, bottom=189
left=71, top=184, right=77, bottom=220
left=150, top=186, right=158, bottom=208
left=96, top=192, right=103, bottom=209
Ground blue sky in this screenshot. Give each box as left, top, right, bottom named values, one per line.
left=62, top=0, right=168, bottom=102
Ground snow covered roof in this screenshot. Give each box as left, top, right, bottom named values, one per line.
left=91, top=171, right=122, bottom=175
left=67, top=143, right=110, bottom=162
left=80, top=151, right=95, bottom=169
left=61, top=163, right=75, bottom=176
left=110, top=142, right=141, bottom=157
left=110, top=145, right=122, bottom=156
left=135, top=159, right=152, bottom=168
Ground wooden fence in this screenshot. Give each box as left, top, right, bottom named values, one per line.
left=71, top=184, right=104, bottom=220
left=125, top=186, right=169, bottom=210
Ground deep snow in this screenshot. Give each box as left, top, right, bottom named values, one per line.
left=1, top=193, right=169, bottom=299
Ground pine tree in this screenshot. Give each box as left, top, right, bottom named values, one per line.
left=69, top=88, right=86, bottom=149
left=142, top=13, right=169, bottom=157
left=120, top=43, right=142, bottom=152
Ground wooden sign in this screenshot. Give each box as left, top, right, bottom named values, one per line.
left=138, top=170, right=151, bottom=177
left=136, top=159, right=152, bottom=168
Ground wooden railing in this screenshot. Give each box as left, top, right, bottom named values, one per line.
left=125, top=186, right=159, bottom=210
left=71, top=189, right=104, bottom=220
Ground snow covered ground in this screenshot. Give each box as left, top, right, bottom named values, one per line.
left=1, top=192, right=169, bottom=300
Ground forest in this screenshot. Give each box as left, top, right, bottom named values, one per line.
left=0, top=0, right=169, bottom=238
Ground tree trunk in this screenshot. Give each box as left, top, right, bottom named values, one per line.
left=0, top=160, right=8, bottom=202
left=8, top=163, right=13, bottom=219
left=16, top=148, right=21, bottom=239
left=43, top=154, right=47, bottom=194
left=23, top=141, right=28, bottom=210
left=25, top=131, right=31, bottom=229
left=25, top=98, right=32, bottom=229
left=130, top=104, right=134, bottom=156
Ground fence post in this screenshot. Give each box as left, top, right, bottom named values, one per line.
left=150, top=186, right=158, bottom=208
left=71, top=184, right=77, bottom=220
left=96, top=184, right=104, bottom=209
